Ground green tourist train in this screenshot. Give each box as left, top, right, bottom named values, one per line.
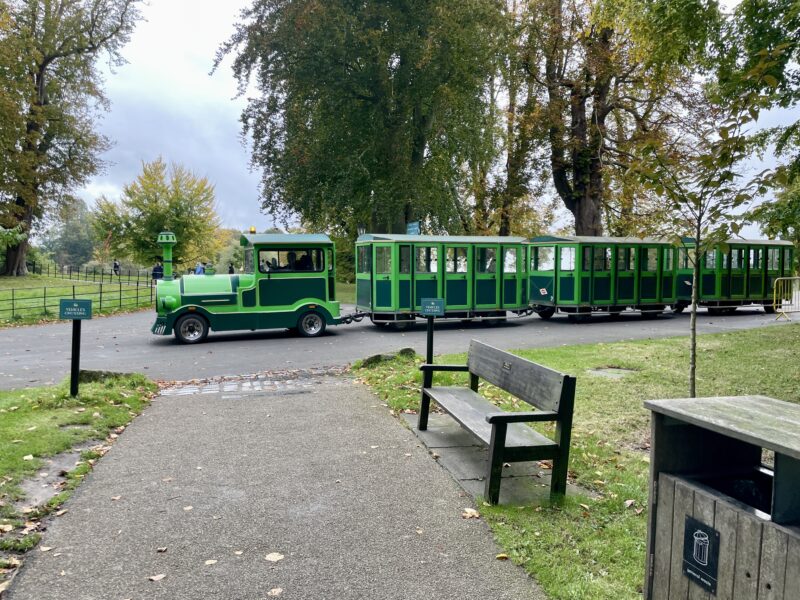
left=152, top=231, right=341, bottom=343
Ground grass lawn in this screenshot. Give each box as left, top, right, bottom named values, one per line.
left=0, top=373, right=157, bottom=555
left=356, top=324, right=800, bottom=600
left=336, top=281, right=355, bottom=304
left=0, top=275, right=154, bottom=327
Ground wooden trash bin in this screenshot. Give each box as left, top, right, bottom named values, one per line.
left=644, top=396, right=800, bottom=599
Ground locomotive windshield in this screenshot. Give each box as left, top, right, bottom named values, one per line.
left=243, top=248, right=254, bottom=273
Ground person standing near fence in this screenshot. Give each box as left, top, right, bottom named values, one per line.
left=113, top=259, right=120, bottom=276
left=152, top=261, right=164, bottom=284
left=228, top=262, right=234, bottom=274
left=195, top=262, right=204, bottom=275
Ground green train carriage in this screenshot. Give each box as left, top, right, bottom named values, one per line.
left=674, top=239, right=794, bottom=314
left=529, top=236, right=678, bottom=319
left=355, top=234, right=530, bottom=326
left=152, top=232, right=341, bottom=343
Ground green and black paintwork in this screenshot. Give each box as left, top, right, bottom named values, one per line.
left=675, top=238, right=794, bottom=314
left=529, top=235, right=794, bottom=319
left=355, top=234, right=530, bottom=325
left=151, top=232, right=341, bottom=342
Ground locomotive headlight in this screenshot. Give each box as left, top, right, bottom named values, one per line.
left=159, top=295, right=179, bottom=311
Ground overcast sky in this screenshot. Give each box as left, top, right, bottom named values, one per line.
left=81, top=1, right=797, bottom=236
left=80, top=0, right=265, bottom=231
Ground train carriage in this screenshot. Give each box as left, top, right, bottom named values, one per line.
left=152, top=232, right=341, bottom=343
left=355, top=234, right=530, bottom=326
left=529, top=236, right=678, bottom=319
left=675, top=239, right=794, bottom=314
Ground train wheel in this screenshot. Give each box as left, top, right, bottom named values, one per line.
left=763, top=304, right=775, bottom=314
left=370, top=315, right=388, bottom=328
left=392, top=319, right=415, bottom=331
left=672, top=303, right=686, bottom=314
left=534, top=306, right=556, bottom=320
left=298, top=311, right=326, bottom=337
left=174, top=314, right=209, bottom=344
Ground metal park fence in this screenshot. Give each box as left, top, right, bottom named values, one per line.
left=25, top=261, right=154, bottom=286
left=0, top=281, right=154, bottom=321
left=774, top=277, right=800, bottom=321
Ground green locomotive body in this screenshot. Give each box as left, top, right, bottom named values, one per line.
left=355, top=234, right=530, bottom=326
left=151, top=232, right=341, bottom=343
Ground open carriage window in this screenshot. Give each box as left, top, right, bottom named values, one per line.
left=258, top=248, right=324, bottom=273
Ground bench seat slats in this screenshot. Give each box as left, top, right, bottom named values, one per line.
left=426, top=386, right=557, bottom=451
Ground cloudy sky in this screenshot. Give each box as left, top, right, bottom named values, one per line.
left=80, top=0, right=265, bottom=231
left=81, top=1, right=797, bottom=236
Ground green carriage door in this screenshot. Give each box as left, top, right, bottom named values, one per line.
left=676, top=247, right=695, bottom=301
left=748, top=247, right=764, bottom=299
left=615, top=246, right=636, bottom=304
left=702, top=249, right=719, bottom=298
left=729, top=246, right=746, bottom=299
left=557, top=246, right=577, bottom=303
left=638, top=247, right=659, bottom=303
left=592, top=246, right=612, bottom=304
left=397, top=245, right=412, bottom=310
left=531, top=246, right=556, bottom=305
left=445, top=245, right=471, bottom=310
left=765, top=247, right=781, bottom=296
left=355, top=245, right=372, bottom=310
left=660, top=247, right=676, bottom=302
left=413, top=245, right=440, bottom=310
left=372, top=243, right=395, bottom=311
left=501, top=246, right=523, bottom=308
left=474, top=245, right=499, bottom=309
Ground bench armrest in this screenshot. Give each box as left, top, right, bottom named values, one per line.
left=485, top=411, right=559, bottom=424
left=419, top=364, right=469, bottom=373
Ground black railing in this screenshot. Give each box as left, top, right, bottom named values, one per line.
left=25, top=261, right=154, bottom=286
left=0, top=281, right=154, bottom=321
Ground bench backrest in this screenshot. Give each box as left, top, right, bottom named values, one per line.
left=467, top=340, right=573, bottom=413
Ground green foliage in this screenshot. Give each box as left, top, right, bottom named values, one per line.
left=749, top=180, right=800, bottom=272
left=358, top=324, right=800, bottom=599
left=39, top=200, right=96, bottom=267
left=218, top=0, right=502, bottom=236
left=0, top=0, right=141, bottom=275
left=92, top=157, right=224, bottom=270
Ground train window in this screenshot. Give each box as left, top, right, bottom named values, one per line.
left=560, top=247, right=576, bottom=271
left=259, top=248, right=324, bottom=273
left=477, top=247, right=496, bottom=273
left=357, top=246, right=371, bottom=273
left=504, top=248, right=518, bottom=273
left=244, top=248, right=254, bottom=273
left=376, top=247, right=392, bottom=274
left=618, top=248, right=635, bottom=272
left=662, top=248, right=674, bottom=271
left=399, top=246, right=411, bottom=274
left=722, top=252, right=730, bottom=269
left=750, top=249, right=761, bottom=269
left=535, top=246, right=555, bottom=271
left=782, top=248, right=790, bottom=270
left=679, top=248, right=695, bottom=269
left=593, top=247, right=611, bottom=272
left=767, top=248, right=780, bottom=270
left=447, top=247, right=468, bottom=273
left=415, top=247, right=438, bottom=273
left=582, top=247, right=592, bottom=271
left=731, top=248, right=743, bottom=269
left=705, top=251, right=716, bottom=269
left=641, top=248, right=658, bottom=272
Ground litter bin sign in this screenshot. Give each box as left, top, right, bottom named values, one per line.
left=682, top=516, right=719, bottom=593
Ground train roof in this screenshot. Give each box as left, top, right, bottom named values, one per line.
left=357, top=234, right=528, bottom=244
left=240, top=233, right=334, bottom=246
left=532, top=235, right=670, bottom=245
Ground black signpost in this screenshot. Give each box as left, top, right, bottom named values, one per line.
left=419, top=298, right=445, bottom=386
left=59, top=299, right=92, bottom=397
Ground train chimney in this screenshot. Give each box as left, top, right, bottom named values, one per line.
left=157, top=231, right=177, bottom=281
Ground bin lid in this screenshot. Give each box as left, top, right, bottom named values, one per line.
left=645, top=396, right=800, bottom=460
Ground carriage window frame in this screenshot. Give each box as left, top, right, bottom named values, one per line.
left=375, top=246, right=392, bottom=274
left=582, top=247, right=592, bottom=271
left=767, top=248, right=780, bottom=270
left=662, top=248, right=674, bottom=271
left=415, top=246, right=438, bottom=273
left=476, top=247, right=496, bottom=274
left=534, top=246, right=555, bottom=271
left=243, top=248, right=254, bottom=274
left=705, top=251, right=717, bottom=269
left=258, top=247, right=324, bottom=274
left=618, top=247, right=635, bottom=272
left=731, top=248, right=744, bottom=269
left=399, top=245, right=411, bottom=274
left=446, top=247, right=468, bottom=273
left=593, top=247, right=611, bottom=272
left=641, top=248, right=658, bottom=272
left=560, top=247, right=576, bottom=272
left=357, top=246, right=371, bottom=274
left=679, top=248, right=695, bottom=270
left=750, top=248, right=761, bottom=269
left=504, top=248, right=518, bottom=273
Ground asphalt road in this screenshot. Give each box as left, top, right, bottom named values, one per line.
left=0, top=305, right=789, bottom=389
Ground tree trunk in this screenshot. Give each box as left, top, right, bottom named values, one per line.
left=4, top=240, right=30, bottom=276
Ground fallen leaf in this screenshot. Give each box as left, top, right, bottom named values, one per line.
left=234, top=550, right=243, bottom=555
left=111, top=496, right=121, bottom=501
left=579, top=503, right=591, bottom=511
left=635, top=508, right=644, bottom=515
left=157, top=547, right=168, bottom=553
left=204, top=559, right=217, bottom=565
left=92, top=412, right=101, bottom=418
left=149, top=573, right=166, bottom=582
left=267, top=589, right=283, bottom=597
left=60, top=570, right=66, bottom=576
left=23, top=455, right=34, bottom=461
left=55, top=509, right=68, bottom=516
left=265, top=552, right=285, bottom=562
left=624, top=499, right=636, bottom=509
left=496, top=553, right=509, bottom=560
left=461, top=508, right=480, bottom=519
left=183, top=506, right=193, bottom=511
left=0, top=524, right=12, bottom=533
left=40, top=546, right=53, bottom=552
left=0, top=582, right=9, bottom=593
left=161, top=477, right=173, bottom=482
left=415, top=528, right=423, bottom=535
left=370, top=445, right=379, bottom=449
left=27, top=426, right=36, bottom=431
left=76, top=407, right=86, bottom=413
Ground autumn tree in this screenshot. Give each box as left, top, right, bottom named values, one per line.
left=93, top=158, right=223, bottom=271
left=0, top=0, right=140, bottom=276
left=218, top=0, right=502, bottom=237
left=40, top=199, right=95, bottom=266
left=749, top=180, right=800, bottom=273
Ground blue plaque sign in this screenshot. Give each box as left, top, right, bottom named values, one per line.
left=406, top=221, right=420, bottom=235
left=59, top=299, right=92, bottom=320
left=420, top=298, right=445, bottom=317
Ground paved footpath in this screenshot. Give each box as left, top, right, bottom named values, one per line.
left=7, top=373, right=546, bottom=600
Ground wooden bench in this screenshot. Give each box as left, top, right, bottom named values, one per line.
left=418, top=340, right=576, bottom=504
